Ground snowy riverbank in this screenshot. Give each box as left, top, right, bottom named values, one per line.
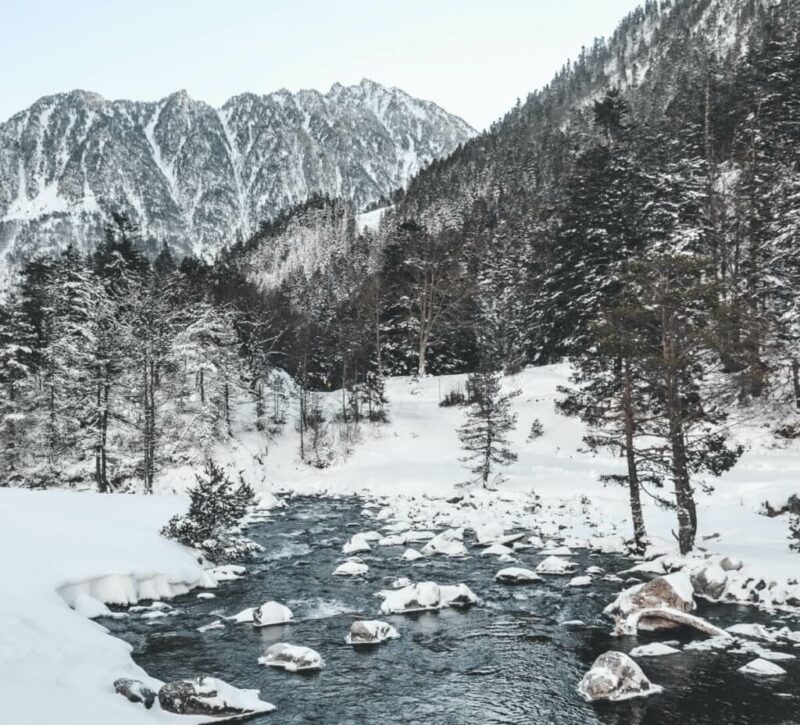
left=2, top=364, right=799, bottom=723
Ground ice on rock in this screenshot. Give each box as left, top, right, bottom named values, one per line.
left=536, top=556, right=578, bottom=575
left=422, top=529, right=467, bottom=557
left=481, top=543, right=514, bottom=557
left=343, top=534, right=372, bottom=554
left=402, top=548, right=423, bottom=561
left=252, top=601, right=294, bottom=627
left=737, top=658, right=787, bottom=677
left=578, top=651, right=663, bottom=702
left=629, top=643, right=680, bottom=657
left=569, top=575, right=592, bottom=587
left=259, top=643, right=324, bottom=671
left=495, top=567, right=542, bottom=583
left=333, top=559, right=369, bottom=577
left=345, top=620, right=400, bottom=646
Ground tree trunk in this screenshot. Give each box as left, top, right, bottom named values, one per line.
left=622, top=356, right=647, bottom=551
left=792, top=358, right=800, bottom=411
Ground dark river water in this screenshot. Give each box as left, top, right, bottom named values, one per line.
left=102, top=496, right=800, bottom=724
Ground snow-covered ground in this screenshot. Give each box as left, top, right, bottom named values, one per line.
left=2, top=363, right=798, bottom=724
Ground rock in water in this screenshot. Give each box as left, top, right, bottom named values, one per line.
left=690, top=561, right=728, bottom=600
left=737, top=658, right=787, bottom=677
left=495, top=567, right=541, bottom=583
left=402, top=548, right=423, bottom=561
left=536, top=555, right=577, bottom=575
left=333, top=559, right=369, bottom=577
left=604, top=572, right=696, bottom=632
left=379, top=581, right=479, bottom=614
left=440, top=583, right=479, bottom=608
left=113, top=678, right=156, bottom=709
left=422, top=529, right=467, bottom=557
left=253, top=601, right=294, bottom=627
left=345, top=620, right=400, bottom=646
left=578, top=651, right=663, bottom=702
left=259, top=643, right=324, bottom=672
left=158, top=676, right=275, bottom=716
left=343, top=534, right=371, bottom=554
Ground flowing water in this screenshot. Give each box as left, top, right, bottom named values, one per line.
left=103, top=496, right=800, bottom=724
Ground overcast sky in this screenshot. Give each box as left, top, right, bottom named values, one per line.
left=2, top=0, right=643, bottom=130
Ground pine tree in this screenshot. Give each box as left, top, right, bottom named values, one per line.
left=458, top=366, right=520, bottom=488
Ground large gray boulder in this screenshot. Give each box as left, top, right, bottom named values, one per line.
left=578, top=651, right=662, bottom=702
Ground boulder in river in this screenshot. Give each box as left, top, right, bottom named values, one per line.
left=402, top=548, right=423, bottom=561
left=737, top=658, right=787, bottom=677
left=259, top=643, right=325, bottom=672
left=333, top=559, right=369, bottom=577
left=253, top=601, right=294, bottom=627
left=422, top=529, right=467, bottom=557
left=536, top=555, right=577, bottom=575
left=113, top=678, right=156, bottom=709
left=158, top=676, right=275, bottom=716
left=379, top=581, right=478, bottom=614
left=345, top=620, right=400, bottom=646
left=690, top=560, right=728, bottom=600
left=578, top=651, right=663, bottom=702
left=495, top=567, right=541, bottom=583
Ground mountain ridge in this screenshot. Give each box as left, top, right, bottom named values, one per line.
left=0, top=79, right=474, bottom=277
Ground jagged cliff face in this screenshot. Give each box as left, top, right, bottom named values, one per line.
left=0, top=79, right=474, bottom=274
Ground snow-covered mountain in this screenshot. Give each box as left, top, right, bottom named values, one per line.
left=0, top=79, right=474, bottom=271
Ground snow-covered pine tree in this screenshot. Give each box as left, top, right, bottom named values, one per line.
left=458, top=364, right=520, bottom=488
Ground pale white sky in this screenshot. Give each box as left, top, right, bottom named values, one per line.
left=2, top=0, right=642, bottom=130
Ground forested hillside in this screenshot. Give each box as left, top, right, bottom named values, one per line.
left=1, top=0, right=799, bottom=546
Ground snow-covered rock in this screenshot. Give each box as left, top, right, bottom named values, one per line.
left=629, top=643, right=680, bottom=657
left=604, top=572, right=696, bottom=630
left=402, top=548, right=423, bottom=561
left=569, top=576, right=592, bottom=587
left=536, top=556, right=577, bottom=575
left=158, top=676, right=274, bottom=716
left=333, top=559, right=369, bottom=577
left=578, top=651, right=662, bottom=702
left=380, top=534, right=407, bottom=546
left=391, top=577, right=412, bottom=589
left=252, top=601, right=294, bottom=627
left=379, top=581, right=478, bottom=614
left=359, top=531, right=383, bottom=542
left=737, top=658, right=786, bottom=677
left=343, top=534, right=372, bottom=555
left=345, top=620, right=400, bottom=646
left=725, top=623, right=777, bottom=642
left=113, top=679, right=156, bottom=709
left=210, top=564, right=246, bottom=581
left=259, top=643, right=324, bottom=672
left=690, top=560, right=728, bottom=600
left=527, top=535, right=545, bottom=549
left=474, top=521, right=505, bottom=545
left=541, top=546, right=573, bottom=556
left=481, top=543, right=514, bottom=557
left=404, top=530, right=436, bottom=543
left=495, top=567, right=541, bottom=583
left=422, top=529, right=467, bottom=557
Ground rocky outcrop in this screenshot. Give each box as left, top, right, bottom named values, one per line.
left=345, top=620, right=400, bottom=646
left=258, top=643, right=324, bottom=671
left=578, top=651, right=662, bottom=702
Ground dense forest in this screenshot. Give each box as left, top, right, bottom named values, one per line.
left=1, top=0, right=799, bottom=551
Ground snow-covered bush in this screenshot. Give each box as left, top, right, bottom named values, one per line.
left=161, top=459, right=259, bottom=562
left=527, top=418, right=544, bottom=440
left=440, top=386, right=467, bottom=408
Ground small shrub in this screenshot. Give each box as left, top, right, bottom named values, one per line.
left=440, top=387, right=467, bottom=407
left=161, top=459, right=260, bottom=562
left=528, top=418, right=544, bottom=440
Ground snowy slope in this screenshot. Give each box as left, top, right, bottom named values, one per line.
left=0, top=80, right=475, bottom=276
